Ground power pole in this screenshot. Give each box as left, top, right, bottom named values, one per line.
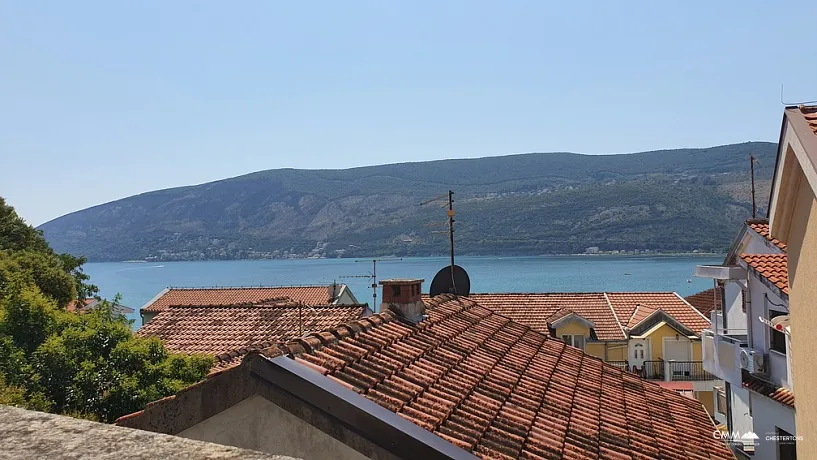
left=750, top=155, right=757, bottom=219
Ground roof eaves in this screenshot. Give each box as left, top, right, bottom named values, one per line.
left=141, top=287, right=170, bottom=312
left=549, top=311, right=595, bottom=330
left=629, top=310, right=695, bottom=338
left=724, top=224, right=751, bottom=266
left=249, top=354, right=479, bottom=460
left=737, top=256, right=789, bottom=301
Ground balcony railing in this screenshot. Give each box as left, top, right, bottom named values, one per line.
left=639, top=360, right=715, bottom=381
left=668, top=361, right=714, bottom=381
left=642, top=361, right=665, bottom=380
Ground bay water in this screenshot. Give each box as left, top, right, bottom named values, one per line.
left=83, top=255, right=722, bottom=327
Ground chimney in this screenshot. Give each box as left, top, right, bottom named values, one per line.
left=379, top=278, right=425, bottom=323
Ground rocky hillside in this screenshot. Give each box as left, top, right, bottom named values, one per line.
left=39, top=142, right=777, bottom=261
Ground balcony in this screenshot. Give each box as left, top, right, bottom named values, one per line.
left=640, top=360, right=715, bottom=381
left=702, top=329, right=747, bottom=385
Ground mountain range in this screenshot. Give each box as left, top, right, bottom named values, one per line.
left=39, top=142, right=777, bottom=261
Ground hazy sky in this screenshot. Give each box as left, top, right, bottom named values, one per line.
left=2, top=1, right=816, bottom=226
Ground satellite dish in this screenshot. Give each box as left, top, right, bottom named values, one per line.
left=429, top=265, right=470, bottom=297
left=771, top=315, right=790, bottom=331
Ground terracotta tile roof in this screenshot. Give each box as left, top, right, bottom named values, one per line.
left=137, top=302, right=365, bottom=359
left=742, top=371, right=794, bottom=408
left=141, top=286, right=341, bottom=313
left=605, top=292, right=710, bottom=335
left=684, top=288, right=723, bottom=317
left=802, top=105, right=817, bottom=137
left=625, top=304, right=658, bottom=328
left=464, top=293, right=626, bottom=340
left=746, top=221, right=788, bottom=251
left=740, top=253, right=789, bottom=295
left=65, top=298, right=96, bottom=313
left=260, top=295, right=733, bottom=459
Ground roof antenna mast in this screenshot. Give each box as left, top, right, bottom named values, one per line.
left=341, top=258, right=403, bottom=313
left=750, top=154, right=757, bottom=219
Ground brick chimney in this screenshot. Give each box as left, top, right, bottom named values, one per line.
left=379, top=278, right=425, bottom=323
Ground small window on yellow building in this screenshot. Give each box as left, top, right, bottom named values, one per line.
left=562, top=334, right=586, bottom=351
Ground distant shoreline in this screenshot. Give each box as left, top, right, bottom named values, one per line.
left=110, top=252, right=723, bottom=264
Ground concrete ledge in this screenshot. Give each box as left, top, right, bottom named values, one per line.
left=0, top=405, right=298, bottom=460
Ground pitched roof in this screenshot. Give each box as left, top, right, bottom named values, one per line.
left=119, top=294, right=733, bottom=459
left=464, top=293, right=626, bottom=340
left=742, top=371, right=794, bottom=408
left=684, top=288, right=723, bottom=317
left=141, top=286, right=342, bottom=313
left=740, top=253, right=789, bottom=295
left=137, top=302, right=365, bottom=358
left=606, top=292, right=710, bottom=335
left=466, top=292, right=710, bottom=340
left=269, top=295, right=731, bottom=459
left=746, top=220, right=788, bottom=251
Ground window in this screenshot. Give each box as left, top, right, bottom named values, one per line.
left=770, top=310, right=787, bottom=354
left=633, top=343, right=645, bottom=360
left=391, top=285, right=401, bottom=297
left=562, top=334, right=586, bottom=351
left=776, top=427, right=797, bottom=460
left=714, top=386, right=727, bottom=416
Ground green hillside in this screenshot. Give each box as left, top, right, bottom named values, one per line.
left=39, top=142, right=777, bottom=261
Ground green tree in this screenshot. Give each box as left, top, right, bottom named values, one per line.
left=0, top=197, right=212, bottom=421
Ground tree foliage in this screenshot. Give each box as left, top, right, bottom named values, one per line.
left=0, top=197, right=213, bottom=422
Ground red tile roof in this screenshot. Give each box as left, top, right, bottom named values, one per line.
left=464, top=293, right=626, bottom=340
left=466, top=292, right=710, bottom=340
left=742, top=371, right=794, bottom=408
left=684, top=288, right=723, bottom=317
left=65, top=298, right=96, bottom=313
left=746, top=221, right=788, bottom=251
left=141, top=286, right=339, bottom=313
left=606, top=292, right=710, bottom=335
left=261, top=295, right=733, bottom=459
left=740, top=253, right=789, bottom=295
left=137, top=302, right=365, bottom=360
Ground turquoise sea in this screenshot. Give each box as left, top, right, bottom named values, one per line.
left=83, top=255, right=722, bottom=327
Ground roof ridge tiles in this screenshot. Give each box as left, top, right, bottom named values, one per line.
left=603, top=292, right=627, bottom=338
left=165, top=284, right=334, bottom=290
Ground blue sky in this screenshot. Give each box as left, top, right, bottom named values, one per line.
left=2, top=1, right=816, bottom=226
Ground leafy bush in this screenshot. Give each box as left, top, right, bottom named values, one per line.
left=0, top=197, right=213, bottom=422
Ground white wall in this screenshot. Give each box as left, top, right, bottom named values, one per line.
left=180, top=395, right=370, bottom=460
left=730, top=385, right=754, bottom=449
left=748, top=279, right=790, bottom=389
left=750, top=393, right=796, bottom=460
left=723, top=281, right=747, bottom=335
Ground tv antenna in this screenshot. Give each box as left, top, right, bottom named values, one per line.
left=750, top=154, right=758, bottom=219
left=340, top=258, right=403, bottom=312
left=421, top=191, right=457, bottom=288
left=421, top=190, right=471, bottom=296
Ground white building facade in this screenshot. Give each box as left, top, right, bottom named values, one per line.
left=697, top=221, right=796, bottom=459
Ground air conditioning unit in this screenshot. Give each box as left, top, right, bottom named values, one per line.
left=739, top=349, right=767, bottom=374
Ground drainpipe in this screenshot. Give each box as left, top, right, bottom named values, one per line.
left=665, top=361, right=671, bottom=382
left=742, top=279, right=752, bottom=346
